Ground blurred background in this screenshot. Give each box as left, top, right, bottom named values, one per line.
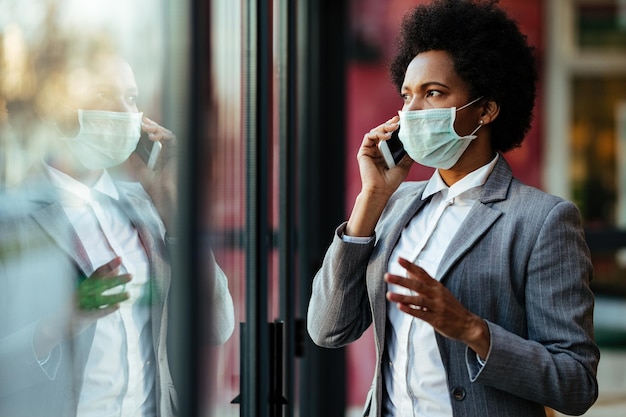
left=1, top=0, right=625, bottom=416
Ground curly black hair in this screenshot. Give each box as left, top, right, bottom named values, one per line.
left=389, top=0, right=537, bottom=152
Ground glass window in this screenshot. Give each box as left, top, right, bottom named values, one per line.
left=205, top=1, right=244, bottom=415
left=571, top=76, right=626, bottom=295
left=571, top=76, right=626, bottom=226
left=576, top=0, right=626, bottom=51
left=0, top=2, right=202, bottom=417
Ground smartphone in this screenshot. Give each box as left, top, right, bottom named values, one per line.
left=378, top=127, right=406, bottom=168
left=135, top=131, right=162, bottom=170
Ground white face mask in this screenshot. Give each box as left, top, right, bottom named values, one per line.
left=398, top=97, right=483, bottom=169
left=60, top=109, right=143, bottom=170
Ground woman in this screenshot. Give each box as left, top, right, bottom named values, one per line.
left=307, top=1, right=599, bottom=416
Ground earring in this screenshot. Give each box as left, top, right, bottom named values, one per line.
left=479, top=120, right=484, bottom=125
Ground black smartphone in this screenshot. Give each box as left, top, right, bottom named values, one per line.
left=135, top=131, right=162, bottom=170
left=377, top=127, right=407, bottom=168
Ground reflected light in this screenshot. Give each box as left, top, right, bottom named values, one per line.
left=1, top=24, right=34, bottom=101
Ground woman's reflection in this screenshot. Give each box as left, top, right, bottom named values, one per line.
left=0, top=36, right=234, bottom=417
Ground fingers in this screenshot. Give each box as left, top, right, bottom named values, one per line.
left=142, top=117, right=176, bottom=144
left=385, top=258, right=481, bottom=342
left=78, top=258, right=132, bottom=310
left=397, top=257, right=430, bottom=277
left=385, top=282, right=430, bottom=313
left=92, top=256, right=122, bottom=277
left=78, top=275, right=131, bottom=310
left=385, top=258, right=432, bottom=289
left=359, top=117, right=401, bottom=169
left=141, top=117, right=177, bottom=172
left=81, top=273, right=132, bottom=294
left=78, top=290, right=129, bottom=311
left=384, top=257, right=436, bottom=313
left=365, top=117, right=400, bottom=144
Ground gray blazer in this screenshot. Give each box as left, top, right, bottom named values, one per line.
left=0, top=172, right=177, bottom=417
left=308, top=156, right=599, bottom=417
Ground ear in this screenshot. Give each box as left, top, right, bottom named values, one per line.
left=479, top=99, right=500, bottom=126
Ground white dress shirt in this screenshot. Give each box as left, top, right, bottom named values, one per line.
left=382, top=155, right=498, bottom=417
left=45, top=166, right=157, bottom=417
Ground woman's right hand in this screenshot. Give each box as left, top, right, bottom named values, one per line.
left=33, top=257, right=131, bottom=360
left=357, top=115, right=412, bottom=198
left=345, top=115, right=412, bottom=237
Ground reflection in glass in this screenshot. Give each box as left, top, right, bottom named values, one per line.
left=203, top=1, right=245, bottom=416
left=0, top=1, right=234, bottom=416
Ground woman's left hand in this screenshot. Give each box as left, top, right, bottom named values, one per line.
left=141, top=116, right=177, bottom=168
left=130, top=117, right=178, bottom=233
left=385, top=257, right=490, bottom=358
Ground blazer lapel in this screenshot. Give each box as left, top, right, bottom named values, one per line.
left=116, top=191, right=169, bottom=291
left=369, top=183, right=431, bottom=347
left=438, top=156, right=512, bottom=280
left=115, top=188, right=170, bottom=346
left=29, top=194, right=93, bottom=277
left=437, top=204, right=502, bottom=280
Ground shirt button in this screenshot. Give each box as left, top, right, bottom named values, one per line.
left=452, top=387, right=466, bottom=401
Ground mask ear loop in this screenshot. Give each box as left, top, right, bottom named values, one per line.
left=455, top=98, right=484, bottom=136
left=469, top=119, right=483, bottom=136
left=456, top=96, right=484, bottom=112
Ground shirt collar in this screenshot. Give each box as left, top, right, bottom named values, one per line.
left=44, top=165, right=120, bottom=204
left=422, top=153, right=499, bottom=201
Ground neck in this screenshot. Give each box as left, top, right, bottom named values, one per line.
left=46, top=155, right=103, bottom=187
left=439, top=151, right=496, bottom=188
left=438, top=130, right=496, bottom=186
left=438, top=153, right=495, bottom=186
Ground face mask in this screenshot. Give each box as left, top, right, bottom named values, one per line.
left=60, top=110, right=143, bottom=170
left=397, top=97, right=483, bottom=169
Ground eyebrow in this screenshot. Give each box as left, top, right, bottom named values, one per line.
left=420, top=81, right=450, bottom=90
left=401, top=81, right=451, bottom=92
left=90, top=83, right=139, bottom=94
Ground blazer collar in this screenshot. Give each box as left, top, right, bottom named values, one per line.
left=437, top=155, right=513, bottom=280
left=24, top=168, right=166, bottom=282
left=478, top=153, right=513, bottom=204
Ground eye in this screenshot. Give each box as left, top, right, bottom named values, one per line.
left=94, top=87, right=118, bottom=103
left=126, top=95, right=138, bottom=105
left=425, top=90, right=442, bottom=98
left=401, top=93, right=411, bottom=103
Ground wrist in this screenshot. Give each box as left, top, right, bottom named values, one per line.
left=346, top=191, right=389, bottom=237
left=465, top=316, right=490, bottom=359
left=359, top=185, right=393, bottom=203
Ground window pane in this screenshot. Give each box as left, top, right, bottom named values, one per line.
left=576, top=0, right=626, bottom=51
left=571, top=75, right=626, bottom=294
left=204, top=0, right=244, bottom=415
left=570, top=76, right=626, bottom=226
left=0, top=2, right=200, bottom=416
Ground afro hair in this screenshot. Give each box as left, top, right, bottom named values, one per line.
left=389, top=0, right=537, bottom=152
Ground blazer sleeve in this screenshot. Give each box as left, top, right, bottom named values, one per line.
left=469, top=200, right=599, bottom=415
left=307, top=222, right=375, bottom=348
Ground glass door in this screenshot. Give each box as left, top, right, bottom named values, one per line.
left=204, top=0, right=301, bottom=416
left=206, top=0, right=352, bottom=415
